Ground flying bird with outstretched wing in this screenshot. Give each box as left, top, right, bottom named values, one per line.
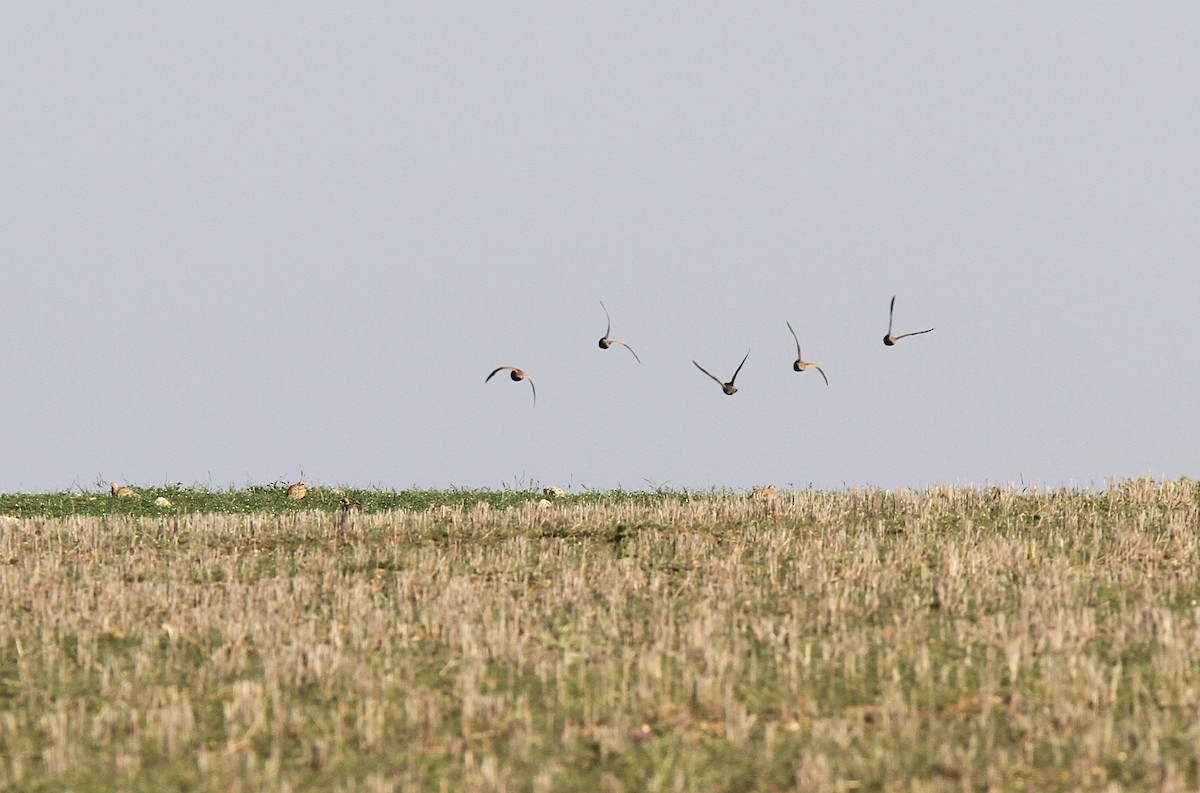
left=786, top=321, right=828, bottom=385
left=693, top=349, right=750, bottom=396
left=597, top=301, right=641, bottom=362
left=883, top=295, right=935, bottom=346
left=486, top=366, right=537, bottom=406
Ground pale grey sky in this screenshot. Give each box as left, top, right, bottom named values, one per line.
left=2, top=4, right=1197, bottom=493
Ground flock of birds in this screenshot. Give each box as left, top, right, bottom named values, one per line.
left=486, top=295, right=935, bottom=406
left=106, top=297, right=931, bottom=505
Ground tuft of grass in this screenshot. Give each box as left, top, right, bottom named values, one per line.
left=0, top=478, right=1197, bottom=791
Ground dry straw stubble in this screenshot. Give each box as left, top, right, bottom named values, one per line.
left=1, top=480, right=1199, bottom=791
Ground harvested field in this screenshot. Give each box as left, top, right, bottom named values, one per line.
left=1, top=480, right=1199, bottom=791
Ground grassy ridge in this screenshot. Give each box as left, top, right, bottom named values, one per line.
left=0, top=479, right=1198, bottom=791
left=0, top=484, right=671, bottom=519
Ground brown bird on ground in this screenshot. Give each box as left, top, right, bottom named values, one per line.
left=110, top=483, right=138, bottom=499
left=750, top=485, right=777, bottom=500
left=486, top=366, right=537, bottom=406
left=286, top=481, right=308, bottom=500
left=597, top=301, right=640, bottom=362
left=693, top=350, right=750, bottom=396
left=340, top=497, right=362, bottom=514
left=786, top=321, right=829, bottom=385
left=883, top=295, right=935, bottom=346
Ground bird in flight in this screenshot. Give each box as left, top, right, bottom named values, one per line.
left=597, top=301, right=640, bottom=362
left=786, top=321, right=829, bottom=385
left=694, top=350, right=750, bottom=395
left=486, top=366, right=537, bottom=406
left=883, top=295, right=935, bottom=346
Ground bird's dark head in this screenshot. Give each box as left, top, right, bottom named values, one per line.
left=883, top=335, right=895, bottom=346
left=598, top=338, right=610, bottom=349
left=793, top=360, right=804, bottom=372
left=510, top=370, right=524, bottom=381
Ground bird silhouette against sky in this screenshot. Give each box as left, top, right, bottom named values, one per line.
left=786, top=321, right=829, bottom=385
left=486, top=366, right=537, bottom=406
left=597, top=301, right=641, bottom=362
left=693, top=350, right=750, bottom=396
left=883, top=295, right=935, bottom=346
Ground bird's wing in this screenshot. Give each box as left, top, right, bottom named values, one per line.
left=525, top=376, right=537, bottom=405
left=887, top=295, right=896, bottom=336
left=613, top=340, right=641, bottom=363
left=894, top=327, right=935, bottom=340
left=486, top=366, right=516, bottom=382
left=600, top=300, right=611, bottom=338
left=786, top=321, right=802, bottom=359
left=813, top=364, right=829, bottom=386
left=693, top=361, right=723, bottom=386
left=730, top=349, right=750, bottom=384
